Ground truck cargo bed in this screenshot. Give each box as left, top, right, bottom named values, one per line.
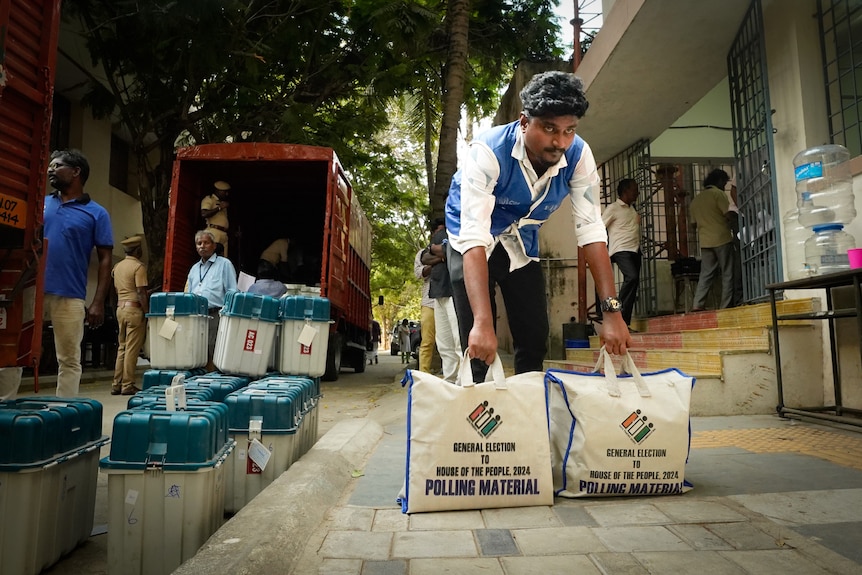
left=165, top=143, right=372, bottom=380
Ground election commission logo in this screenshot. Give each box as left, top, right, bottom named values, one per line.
left=620, top=409, right=654, bottom=444
left=467, top=400, right=501, bottom=438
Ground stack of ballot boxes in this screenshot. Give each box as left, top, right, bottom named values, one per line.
left=100, top=385, right=234, bottom=575
left=105, top=288, right=335, bottom=537
left=278, top=294, right=331, bottom=377
left=0, top=397, right=109, bottom=575
left=147, top=292, right=210, bottom=369
left=222, top=385, right=304, bottom=513
left=213, top=290, right=281, bottom=377
left=249, top=376, right=321, bottom=458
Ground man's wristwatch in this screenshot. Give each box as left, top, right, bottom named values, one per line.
left=600, top=296, right=623, bottom=313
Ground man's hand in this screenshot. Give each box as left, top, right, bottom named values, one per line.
left=91, top=245, right=112, bottom=329
left=461, top=246, right=496, bottom=365
left=467, top=322, right=498, bottom=365
left=421, top=249, right=443, bottom=266
left=87, top=300, right=105, bottom=329
left=581, top=241, right=633, bottom=356
left=595, top=312, right=631, bottom=356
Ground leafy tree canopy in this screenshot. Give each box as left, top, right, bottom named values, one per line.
left=63, top=0, right=565, bottom=325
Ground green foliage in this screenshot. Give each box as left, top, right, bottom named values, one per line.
left=350, top=103, right=433, bottom=326
left=466, top=0, right=565, bottom=115
left=62, top=0, right=565, bottom=317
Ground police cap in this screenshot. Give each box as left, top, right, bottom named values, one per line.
left=121, top=236, right=143, bottom=249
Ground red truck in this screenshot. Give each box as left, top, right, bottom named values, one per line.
left=163, top=143, right=373, bottom=381
left=0, top=0, right=61, bottom=373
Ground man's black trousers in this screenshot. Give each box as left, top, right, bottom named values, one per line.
left=447, top=243, right=548, bottom=382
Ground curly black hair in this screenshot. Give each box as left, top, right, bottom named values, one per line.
left=520, top=71, right=589, bottom=119
left=703, top=169, right=730, bottom=189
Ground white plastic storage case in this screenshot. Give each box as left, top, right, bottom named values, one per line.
left=0, top=397, right=108, bottom=575
left=222, top=387, right=303, bottom=513
left=147, top=292, right=210, bottom=369
left=100, top=405, right=235, bottom=575
left=214, top=290, right=282, bottom=377
left=278, top=295, right=331, bottom=377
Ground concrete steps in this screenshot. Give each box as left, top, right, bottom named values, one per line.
left=551, top=348, right=724, bottom=377
left=635, top=298, right=819, bottom=333
left=543, top=299, right=823, bottom=416
left=586, top=325, right=771, bottom=352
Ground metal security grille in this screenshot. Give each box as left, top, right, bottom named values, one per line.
left=599, top=139, right=656, bottom=317
left=819, top=0, right=862, bottom=156
left=601, top=157, right=736, bottom=318
left=727, top=0, right=781, bottom=301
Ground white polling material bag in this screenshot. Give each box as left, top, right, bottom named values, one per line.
left=398, top=353, right=553, bottom=513
left=547, top=347, right=695, bottom=498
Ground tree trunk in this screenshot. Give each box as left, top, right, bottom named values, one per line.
left=136, top=143, right=173, bottom=289
left=430, top=0, right=469, bottom=220
left=424, top=91, right=435, bottom=199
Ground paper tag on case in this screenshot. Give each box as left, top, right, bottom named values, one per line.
left=158, top=317, right=179, bottom=340
left=248, top=438, right=271, bottom=472
left=297, top=324, right=318, bottom=347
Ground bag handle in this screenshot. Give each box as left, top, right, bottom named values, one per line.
left=457, top=349, right=508, bottom=389
left=592, top=346, right=651, bottom=398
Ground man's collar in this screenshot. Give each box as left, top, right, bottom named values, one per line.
left=52, top=190, right=92, bottom=204
left=511, top=127, right=528, bottom=160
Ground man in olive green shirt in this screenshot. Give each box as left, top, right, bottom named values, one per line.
left=689, top=169, right=735, bottom=310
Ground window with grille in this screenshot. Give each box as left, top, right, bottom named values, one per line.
left=819, top=0, right=862, bottom=157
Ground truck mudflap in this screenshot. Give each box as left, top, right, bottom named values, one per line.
left=345, top=341, right=366, bottom=374
left=324, top=332, right=368, bottom=381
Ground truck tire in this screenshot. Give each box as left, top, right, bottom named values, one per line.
left=352, top=347, right=366, bottom=373
left=323, top=332, right=342, bottom=381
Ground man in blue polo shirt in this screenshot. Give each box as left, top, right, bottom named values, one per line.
left=445, top=71, right=631, bottom=381
left=44, top=149, right=114, bottom=397
left=186, top=229, right=237, bottom=371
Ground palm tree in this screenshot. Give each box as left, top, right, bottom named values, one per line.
left=431, top=0, right=470, bottom=219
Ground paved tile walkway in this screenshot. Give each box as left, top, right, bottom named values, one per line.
left=692, top=426, right=862, bottom=471
left=289, top=414, right=862, bottom=574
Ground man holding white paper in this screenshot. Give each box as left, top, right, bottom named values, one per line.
left=186, top=230, right=237, bottom=371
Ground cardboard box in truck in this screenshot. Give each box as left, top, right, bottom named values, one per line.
left=163, top=143, right=372, bottom=381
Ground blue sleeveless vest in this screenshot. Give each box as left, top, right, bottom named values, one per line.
left=445, top=120, right=585, bottom=258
